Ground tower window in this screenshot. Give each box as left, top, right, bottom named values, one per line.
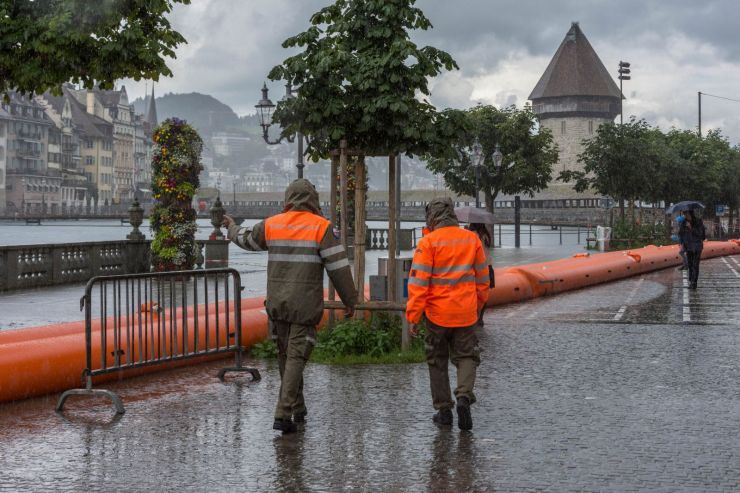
left=588, top=120, right=594, bottom=134
left=561, top=121, right=566, bottom=134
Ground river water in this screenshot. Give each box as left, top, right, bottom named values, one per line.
left=0, top=219, right=591, bottom=329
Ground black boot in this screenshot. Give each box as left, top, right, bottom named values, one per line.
left=273, top=418, right=297, bottom=434
left=432, top=408, right=453, bottom=426
left=293, top=410, right=307, bottom=424
left=456, top=397, right=473, bottom=431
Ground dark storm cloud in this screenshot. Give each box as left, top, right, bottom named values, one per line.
left=124, top=0, right=740, bottom=143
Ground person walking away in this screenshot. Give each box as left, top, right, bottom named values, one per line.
left=673, top=214, right=689, bottom=271
left=678, top=210, right=706, bottom=289
left=224, top=179, right=357, bottom=434
left=407, top=198, right=490, bottom=431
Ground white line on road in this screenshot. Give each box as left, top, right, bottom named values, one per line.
left=682, top=270, right=691, bottom=322
left=722, top=257, right=740, bottom=278
left=613, top=277, right=644, bottom=321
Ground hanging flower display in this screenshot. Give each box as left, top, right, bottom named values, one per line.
left=149, top=118, right=203, bottom=272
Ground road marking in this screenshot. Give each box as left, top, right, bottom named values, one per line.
left=722, top=257, right=740, bottom=278
left=731, top=256, right=740, bottom=267
left=613, top=277, right=644, bottom=320
left=682, top=270, right=691, bottom=322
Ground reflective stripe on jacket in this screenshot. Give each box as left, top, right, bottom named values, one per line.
left=228, top=211, right=357, bottom=325
left=406, top=225, right=490, bottom=327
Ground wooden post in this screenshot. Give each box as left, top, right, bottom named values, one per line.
left=388, top=154, right=397, bottom=304
left=328, top=153, right=339, bottom=329
left=339, top=140, right=349, bottom=252
left=354, top=156, right=366, bottom=306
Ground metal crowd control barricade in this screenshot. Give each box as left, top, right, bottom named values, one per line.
left=56, top=268, right=261, bottom=415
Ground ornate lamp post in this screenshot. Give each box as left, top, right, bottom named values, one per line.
left=470, top=138, right=484, bottom=208
left=492, top=143, right=503, bottom=170
left=255, top=82, right=305, bottom=179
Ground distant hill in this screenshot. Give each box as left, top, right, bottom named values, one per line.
left=131, top=92, right=241, bottom=135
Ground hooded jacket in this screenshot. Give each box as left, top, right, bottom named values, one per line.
left=406, top=198, right=490, bottom=327
left=228, top=179, right=357, bottom=325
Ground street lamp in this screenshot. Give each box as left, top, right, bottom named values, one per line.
left=255, top=82, right=305, bottom=179
left=492, top=143, right=503, bottom=171
left=471, top=137, right=484, bottom=208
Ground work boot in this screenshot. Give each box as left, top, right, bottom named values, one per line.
left=293, top=410, right=307, bottom=424
left=432, top=408, right=453, bottom=426
left=456, top=397, right=473, bottom=431
left=273, top=418, right=297, bottom=434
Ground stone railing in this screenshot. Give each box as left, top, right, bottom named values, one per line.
left=365, top=228, right=416, bottom=250
left=0, top=241, right=150, bottom=291
left=0, top=239, right=231, bottom=292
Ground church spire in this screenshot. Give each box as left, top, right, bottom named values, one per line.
left=146, top=85, right=158, bottom=126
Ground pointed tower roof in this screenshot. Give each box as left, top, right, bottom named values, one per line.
left=529, top=23, right=621, bottom=100
left=146, top=86, right=158, bottom=126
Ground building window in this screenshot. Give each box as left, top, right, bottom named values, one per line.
left=588, top=120, right=594, bottom=134
left=86, top=139, right=93, bottom=149
left=561, top=120, right=566, bottom=135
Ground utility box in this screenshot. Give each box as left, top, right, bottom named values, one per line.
left=377, top=257, right=413, bottom=302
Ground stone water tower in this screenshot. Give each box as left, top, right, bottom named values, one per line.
left=529, top=22, right=621, bottom=185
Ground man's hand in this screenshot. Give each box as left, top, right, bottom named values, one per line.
left=344, top=306, right=355, bottom=319
left=222, top=214, right=235, bottom=229
left=408, top=323, right=418, bottom=338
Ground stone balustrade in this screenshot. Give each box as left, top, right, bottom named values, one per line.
left=0, top=240, right=229, bottom=292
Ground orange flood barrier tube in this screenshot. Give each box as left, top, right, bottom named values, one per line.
left=1, top=241, right=738, bottom=404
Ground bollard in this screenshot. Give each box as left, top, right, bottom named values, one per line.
left=514, top=195, right=521, bottom=248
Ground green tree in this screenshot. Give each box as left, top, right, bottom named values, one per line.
left=267, top=0, right=465, bottom=160
left=425, top=104, right=558, bottom=213
left=559, top=118, right=661, bottom=221
left=0, top=0, right=189, bottom=96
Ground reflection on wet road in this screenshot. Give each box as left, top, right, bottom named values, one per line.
left=1, top=256, right=739, bottom=491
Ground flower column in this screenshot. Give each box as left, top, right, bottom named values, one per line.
left=149, top=118, right=203, bottom=272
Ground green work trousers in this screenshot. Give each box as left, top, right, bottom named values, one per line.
left=424, top=321, right=481, bottom=410
left=271, top=320, right=316, bottom=420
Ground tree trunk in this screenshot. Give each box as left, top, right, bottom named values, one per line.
left=619, top=198, right=625, bottom=222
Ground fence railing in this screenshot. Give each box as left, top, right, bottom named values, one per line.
left=56, top=268, right=261, bottom=414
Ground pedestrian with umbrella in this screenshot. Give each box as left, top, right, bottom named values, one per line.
left=454, top=207, right=495, bottom=327
left=668, top=201, right=706, bottom=289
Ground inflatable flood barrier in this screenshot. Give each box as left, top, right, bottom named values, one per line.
left=1, top=241, right=738, bottom=404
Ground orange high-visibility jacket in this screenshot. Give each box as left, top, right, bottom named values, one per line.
left=406, top=225, right=490, bottom=327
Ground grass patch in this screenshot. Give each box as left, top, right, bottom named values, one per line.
left=249, top=313, right=426, bottom=365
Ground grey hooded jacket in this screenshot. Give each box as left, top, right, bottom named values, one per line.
left=228, top=179, right=357, bottom=325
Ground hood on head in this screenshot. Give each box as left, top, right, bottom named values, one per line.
left=284, top=179, right=321, bottom=214
left=425, top=197, right=459, bottom=231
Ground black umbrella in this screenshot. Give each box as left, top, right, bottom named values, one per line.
left=454, top=206, right=495, bottom=224
left=666, top=201, right=705, bottom=214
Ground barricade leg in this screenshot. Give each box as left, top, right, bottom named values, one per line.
left=56, top=374, right=125, bottom=414
left=217, top=347, right=262, bottom=382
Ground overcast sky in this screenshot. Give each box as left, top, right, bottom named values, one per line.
left=124, top=0, right=740, bottom=144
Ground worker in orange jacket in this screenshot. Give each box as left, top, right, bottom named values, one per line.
left=407, top=197, right=490, bottom=430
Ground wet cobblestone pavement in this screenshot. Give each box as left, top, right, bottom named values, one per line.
left=1, top=255, right=739, bottom=492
